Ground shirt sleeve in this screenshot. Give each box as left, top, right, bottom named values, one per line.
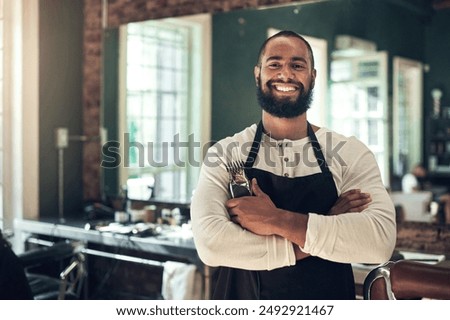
left=191, top=144, right=296, bottom=271
left=301, top=137, right=397, bottom=264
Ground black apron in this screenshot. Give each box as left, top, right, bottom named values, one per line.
left=212, top=121, right=355, bottom=300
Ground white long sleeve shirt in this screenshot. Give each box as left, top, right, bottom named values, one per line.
left=191, top=124, right=396, bottom=271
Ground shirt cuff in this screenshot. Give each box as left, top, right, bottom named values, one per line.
left=266, top=235, right=296, bottom=270
left=301, top=213, right=337, bottom=257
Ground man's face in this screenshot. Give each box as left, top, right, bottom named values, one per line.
left=254, top=36, right=316, bottom=118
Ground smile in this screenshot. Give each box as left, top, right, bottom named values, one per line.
left=274, top=85, right=296, bottom=92
left=272, top=83, right=298, bottom=93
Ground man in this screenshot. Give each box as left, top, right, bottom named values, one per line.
left=402, top=163, right=450, bottom=223
left=191, top=30, right=396, bottom=299
left=402, top=163, right=428, bottom=193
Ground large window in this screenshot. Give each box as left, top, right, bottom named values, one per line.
left=0, top=0, right=4, bottom=229
left=392, top=56, right=423, bottom=177
left=119, top=17, right=209, bottom=202
left=329, top=52, right=389, bottom=185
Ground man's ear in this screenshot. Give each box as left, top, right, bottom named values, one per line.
left=310, top=68, right=317, bottom=89
left=254, top=65, right=260, bottom=87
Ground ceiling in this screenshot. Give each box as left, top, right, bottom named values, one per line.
left=371, top=0, right=450, bottom=19
left=384, top=0, right=450, bottom=13
left=432, top=0, right=450, bottom=10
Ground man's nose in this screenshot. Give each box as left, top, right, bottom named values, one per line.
left=277, top=65, right=294, bottom=81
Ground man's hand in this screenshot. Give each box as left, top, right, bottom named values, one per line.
left=329, top=189, right=371, bottom=215
left=226, top=178, right=279, bottom=236
left=227, top=178, right=309, bottom=261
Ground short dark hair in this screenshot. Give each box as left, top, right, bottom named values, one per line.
left=256, top=30, right=315, bottom=69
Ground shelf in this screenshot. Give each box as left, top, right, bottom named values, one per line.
left=429, top=117, right=450, bottom=121
left=430, top=137, right=450, bottom=141
left=429, top=170, right=450, bottom=176
left=430, top=166, right=450, bottom=173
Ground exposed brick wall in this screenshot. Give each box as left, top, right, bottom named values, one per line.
left=396, top=222, right=450, bottom=257
left=83, top=0, right=103, bottom=200
left=106, top=0, right=297, bottom=26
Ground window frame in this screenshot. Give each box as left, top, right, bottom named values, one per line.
left=118, top=16, right=211, bottom=203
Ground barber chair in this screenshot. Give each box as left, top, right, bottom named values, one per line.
left=19, top=241, right=87, bottom=300
left=363, top=260, right=450, bottom=300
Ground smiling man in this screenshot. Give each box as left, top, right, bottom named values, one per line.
left=255, top=33, right=315, bottom=120
left=191, top=30, right=396, bottom=300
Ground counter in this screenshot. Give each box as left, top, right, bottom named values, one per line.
left=14, top=217, right=209, bottom=299
left=14, top=218, right=200, bottom=265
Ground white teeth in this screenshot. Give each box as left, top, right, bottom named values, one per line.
left=274, top=85, right=296, bottom=92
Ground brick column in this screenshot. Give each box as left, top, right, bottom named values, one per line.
left=83, top=0, right=103, bottom=200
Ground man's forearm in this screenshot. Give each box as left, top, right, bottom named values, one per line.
left=272, top=208, right=309, bottom=248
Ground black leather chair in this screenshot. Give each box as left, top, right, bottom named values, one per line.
left=0, top=232, right=34, bottom=299
left=20, top=241, right=87, bottom=299
left=0, top=231, right=86, bottom=300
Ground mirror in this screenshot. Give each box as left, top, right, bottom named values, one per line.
left=102, top=14, right=211, bottom=203
left=101, top=0, right=439, bottom=218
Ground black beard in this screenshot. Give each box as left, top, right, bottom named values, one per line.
left=256, top=79, right=314, bottom=118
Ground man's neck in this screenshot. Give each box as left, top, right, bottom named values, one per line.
left=262, top=112, right=309, bottom=140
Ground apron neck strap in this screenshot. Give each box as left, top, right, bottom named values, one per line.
left=244, top=120, right=263, bottom=168
left=307, top=122, right=330, bottom=173
left=244, top=120, right=330, bottom=173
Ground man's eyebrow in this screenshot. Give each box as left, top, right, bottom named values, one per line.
left=265, top=55, right=308, bottom=64
left=265, top=55, right=283, bottom=62
left=291, top=56, right=308, bottom=64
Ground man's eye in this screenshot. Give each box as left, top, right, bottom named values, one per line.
left=268, top=63, right=281, bottom=69
left=293, top=64, right=306, bottom=70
